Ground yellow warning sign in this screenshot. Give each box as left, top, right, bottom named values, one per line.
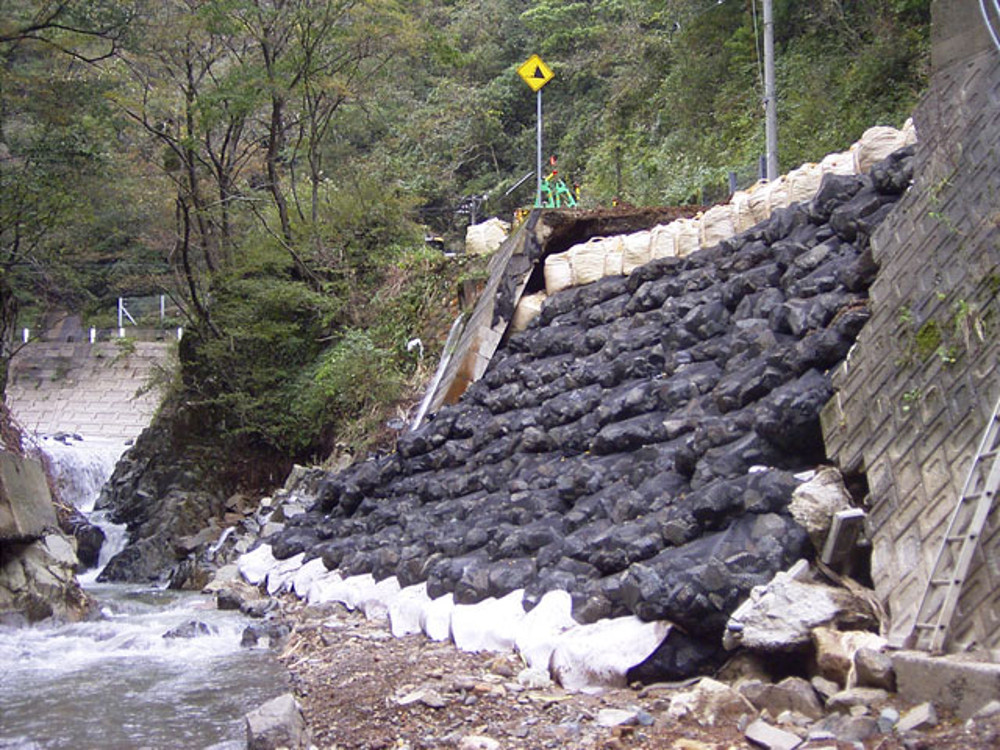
left=517, top=54, right=554, bottom=92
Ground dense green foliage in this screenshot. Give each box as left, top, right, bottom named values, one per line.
left=2, top=0, right=931, bottom=483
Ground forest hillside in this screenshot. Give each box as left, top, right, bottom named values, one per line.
left=1, top=0, right=931, bottom=486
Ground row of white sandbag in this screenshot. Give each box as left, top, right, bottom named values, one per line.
left=540, top=122, right=916, bottom=301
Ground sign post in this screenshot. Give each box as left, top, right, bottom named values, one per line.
left=517, top=54, right=555, bottom=207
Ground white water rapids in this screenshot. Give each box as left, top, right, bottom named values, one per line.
left=0, top=436, right=288, bottom=749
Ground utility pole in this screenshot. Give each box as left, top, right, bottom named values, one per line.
left=763, top=0, right=778, bottom=180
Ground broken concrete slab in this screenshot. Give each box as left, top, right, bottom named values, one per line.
left=744, top=718, right=803, bottom=750
left=895, top=701, right=938, bottom=733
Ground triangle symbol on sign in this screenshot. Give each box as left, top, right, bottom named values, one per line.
left=533, top=66, right=545, bottom=79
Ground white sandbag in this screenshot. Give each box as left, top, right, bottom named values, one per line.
left=820, top=150, right=856, bottom=176
left=902, top=117, right=918, bottom=146
left=465, top=217, right=510, bottom=256
left=698, top=204, right=735, bottom=248
left=746, top=180, right=773, bottom=224
left=787, top=162, right=824, bottom=204
left=544, top=251, right=574, bottom=295
left=603, top=235, right=625, bottom=277
left=765, top=175, right=791, bottom=214
left=622, top=230, right=652, bottom=275
left=853, top=125, right=908, bottom=173
left=674, top=218, right=701, bottom=258
left=731, top=188, right=759, bottom=233
left=571, top=236, right=611, bottom=285
left=649, top=223, right=678, bottom=259
left=512, top=291, right=547, bottom=332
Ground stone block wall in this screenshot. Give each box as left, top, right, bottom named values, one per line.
left=5, top=341, right=176, bottom=440
left=821, top=7, right=1000, bottom=653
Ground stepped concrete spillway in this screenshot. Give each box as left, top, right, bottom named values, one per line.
left=6, top=340, right=176, bottom=441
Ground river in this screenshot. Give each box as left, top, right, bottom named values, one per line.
left=0, top=436, right=289, bottom=749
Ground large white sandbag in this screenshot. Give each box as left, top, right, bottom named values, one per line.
left=465, top=217, right=510, bottom=256
left=674, top=217, right=701, bottom=258
left=731, top=189, right=759, bottom=233
left=820, top=150, right=856, bottom=176
left=765, top=174, right=791, bottom=214
left=622, top=230, right=652, bottom=275
left=544, top=251, right=574, bottom=295
left=853, top=125, right=908, bottom=173
left=603, top=235, right=625, bottom=277
left=512, top=291, right=547, bottom=332
left=698, top=204, right=735, bottom=248
left=787, top=163, right=824, bottom=203
left=746, top=180, right=773, bottom=224
left=571, top=236, right=611, bottom=285
left=649, top=223, right=679, bottom=259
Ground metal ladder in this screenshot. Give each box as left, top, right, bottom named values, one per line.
left=908, top=394, right=1000, bottom=653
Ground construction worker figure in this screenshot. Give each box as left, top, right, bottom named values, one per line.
left=540, top=156, right=578, bottom=208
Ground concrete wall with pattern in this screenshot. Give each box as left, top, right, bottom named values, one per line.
left=5, top=341, right=176, bottom=440
left=821, top=1, right=1000, bottom=653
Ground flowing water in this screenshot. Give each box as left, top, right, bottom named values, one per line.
left=0, top=437, right=289, bottom=749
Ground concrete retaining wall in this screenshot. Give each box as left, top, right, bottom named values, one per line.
left=821, top=1, right=1000, bottom=654
left=5, top=341, right=176, bottom=440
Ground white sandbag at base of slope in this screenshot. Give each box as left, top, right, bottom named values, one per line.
left=238, top=544, right=278, bottom=586
left=360, top=576, right=402, bottom=621
left=292, top=557, right=328, bottom=598
left=450, top=589, right=528, bottom=653
left=387, top=582, right=432, bottom=637
left=514, top=589, right=577, bottom=671
left=420, top=591, right=456, bottom=641
left=512, top=291, right=546, bottom=332
left=549, top=617, right=672, bottom=693
left=266, top=552, right=305, bottom=595
left=306, top=570, right=345, bottom=605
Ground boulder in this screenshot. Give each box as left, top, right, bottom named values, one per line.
left=0, top=532, right=92, bottom=622
left=854, top=646, right=896, bottom=691
left=0, top=453, right=58, bottom=542
left=723, top=562, right=875, bottom=652
left=245, top=693, right=309, bottom=750
left=738, top=677, right=824, bottom=721
left=811, top=626, right=886, bottom=686
left=667, top=678, right=757, bottom=728
left=788, top=467, right=853, bottom=550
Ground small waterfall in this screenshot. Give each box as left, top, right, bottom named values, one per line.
left=35, top=434, right=130, bottom=580
left=36, top=434, right=128, bottom=513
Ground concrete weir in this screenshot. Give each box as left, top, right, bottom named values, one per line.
left=6, top=340, right=175, bottom=440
